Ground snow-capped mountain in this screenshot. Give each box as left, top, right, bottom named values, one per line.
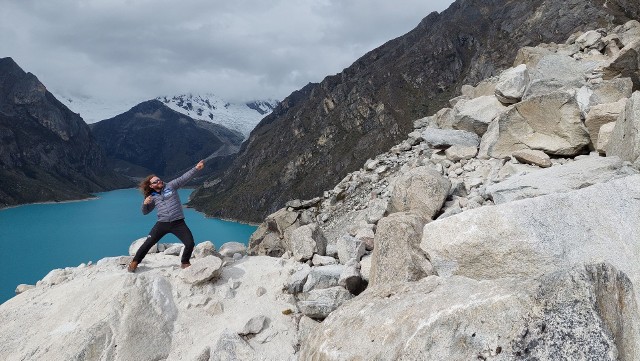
left=54, top=92, right=278, bottom=138
left=156, top=94, right=278, bottom=137
left=54, top=93, right=144, bottom=125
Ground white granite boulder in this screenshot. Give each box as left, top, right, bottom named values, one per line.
left=181, top=256, right=223, bottom=285
left=300, top=263, right=640, bottom=360
left=369, top=212, right=434, bottom=287
left=218, top=242, right=247, bottom=258
left=388, top=166, right=451, bottom=221
left=451, top=95, right=508, bottom=135
left=495, top=64, right=529, bottom=104
left=480, top=91, right=590, bottom=158
left=607, top=91, right=640, bottom=163
left=129, top=236, right=157, bottom=256
left=286, top=223, right=327, bottom=262
left=422, top=175, right=640, bottom=307
left=486, top=155, right=636, bottom=204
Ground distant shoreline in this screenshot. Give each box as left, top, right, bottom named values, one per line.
left=0, top=195, right=100, bottom=211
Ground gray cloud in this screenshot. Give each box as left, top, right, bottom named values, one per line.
left=0, top=0, right=455, bottom=103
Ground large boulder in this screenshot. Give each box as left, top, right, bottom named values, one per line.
left=369, top=212, right=434, bottom=287
left=300, top=263, right=640, bottom=360
left=388, top=166, right=451, bottom=221
left=451, top=95, right=508, bottom=135
left=523, top=54, right=596, bottom=99
left=486, top=155, right=637, bottom=204
left=607, top=91, right=640, bottom=163
left=495, top=64, right=529, bottom=104
left=480, top=91, right=590, bottom=158
left=421, top=175, right=640, bottom=305
left=585, top=99, right=628, bottom=147
left=181, top=256, right=223, bottom=285
left=420, top=128, right=480, bottom=149
left=297, top=286, right=353, bottom=320
left=286, top=223, right=327, bottom=262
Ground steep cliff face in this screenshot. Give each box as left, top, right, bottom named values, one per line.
left=0, top=57, right=130, bottom=207
left=89, top=100, right=244, bottom=179
left=189, top=0, right=640, bottom=223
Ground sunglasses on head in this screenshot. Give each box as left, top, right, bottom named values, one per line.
left=150, top=179, right=162, bottom=185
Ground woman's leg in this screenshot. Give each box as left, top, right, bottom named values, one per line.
left=171, top=219, right=195, bottom=265
left=133, top=222, right=169, bottom=263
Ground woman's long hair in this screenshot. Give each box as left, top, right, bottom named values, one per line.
left=139, top=175, right=157, bottom=198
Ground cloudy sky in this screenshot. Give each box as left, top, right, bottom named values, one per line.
left=1, top=0, right=455, bottom=104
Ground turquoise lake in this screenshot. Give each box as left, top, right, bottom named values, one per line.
left=0, top=188, right=257, bottom=304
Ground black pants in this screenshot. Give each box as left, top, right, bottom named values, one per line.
left=133, top=219, right=195, bottom=264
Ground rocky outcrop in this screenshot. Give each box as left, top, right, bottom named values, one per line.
left=300, top=263, right=640, bottom=360
left=0, top=254, right=301, bottom=361
left=0, top=57, right=131, bottom=207
left=189, top=0, right=640, bottom=223
left=89, top=100, right=243, bottom=179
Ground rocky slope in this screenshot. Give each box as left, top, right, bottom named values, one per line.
left=0, top=57, right=131, bottom=208
left=2, top=19, right=640, bottom=361
left=189, top=0, right=640, bottom=223
left=89, top=100, right=244, bottom=180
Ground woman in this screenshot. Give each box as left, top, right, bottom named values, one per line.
left=128, top=160, right=205, bottom=272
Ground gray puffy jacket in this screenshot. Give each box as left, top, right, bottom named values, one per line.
left=141, top=167, right=198, bottom=222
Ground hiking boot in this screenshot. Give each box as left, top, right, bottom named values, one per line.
left=127, top=261, right=139, bottom=273
left=181, top=263, right=191, bottom=269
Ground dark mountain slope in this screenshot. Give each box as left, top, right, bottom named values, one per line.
left=190, top=0, right=640, bottom=223
left=89, top=100, right=243, bottom=180
left=0, top=57, right=131, bottom=207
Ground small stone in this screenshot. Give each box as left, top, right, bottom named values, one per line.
left=256, top=287, right=267, bottom=297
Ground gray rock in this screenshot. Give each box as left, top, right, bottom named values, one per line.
left=218, top=242, right=247, bottom=258
left=15, top=284, right=35, bottom=295
left=300, top=263, right=640, bottom=361
left=181, top=256, right=223, bottom=285
left=338, top=260, right=366, bottom=295
left=481, top=91, right=591, bottom=158
left=421, top=128, right=480, bottom=149
left=297, top=286, right=354, bottom=320
left=422, top=175, right=640, bottom=305
left=210, top=330, right=256, bottom=361
left=284, top=264, right=311, bottom=294
left=512, top=149, right=552, bottom=168
left=597, top=121, right=616, bottom=154
left=286, top=223, right=327, bottom=261
left=239, top=315, right=268, bottom=336
left=354, top=225, right=375, bottom=251
left=495, top=64, right=529, bottom=104
left=359, top=255, right=372, bottom=282
left=444, top=145, right=478, bottom=161
left=388, top=166, right=450, bottom=221
left=336, top=235, right=366, bottom=264
left=576, top=30, right=604, bottom=50
left=193, top=241, right=216, bottom=258
left=585, top=99, right=627, bottom=148
left=451, top=95, right=508, bottom=135
left=607, top=91, right=640, bottom=163
left=370, top=212, right=434, bottom=287
left=302, top=265, right=345, bottom=293
left=129, top=237, right=157, bottom=256
left=603, top=40, right=640, bottom=83
left=487, top=155, right=635, bottom=204
left=366, top=198, right=388, bottom=224
left=312, top=254, right=337, bottom=266
left=163, top=244, right=183, bottom=256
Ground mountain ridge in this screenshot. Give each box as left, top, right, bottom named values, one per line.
left=0, top=57, right=131, bottom=207
left=189, top=0, right=640, bottom=223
